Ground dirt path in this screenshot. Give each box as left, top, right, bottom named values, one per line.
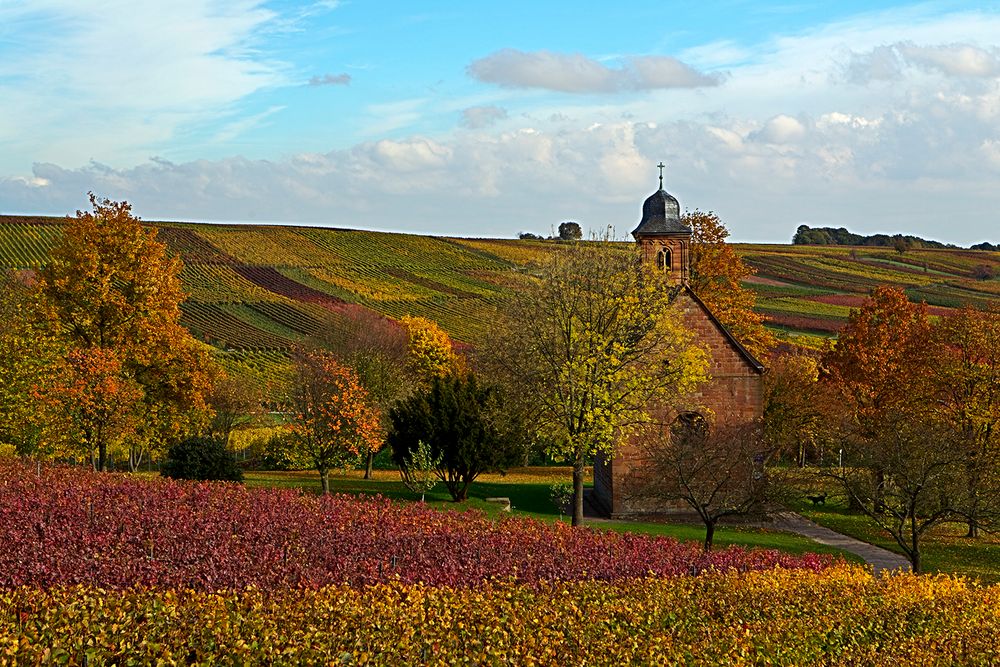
left=771, top=511, right=912, bottom=574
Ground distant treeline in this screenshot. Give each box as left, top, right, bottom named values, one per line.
left=792, top=225, right=997, bottom=251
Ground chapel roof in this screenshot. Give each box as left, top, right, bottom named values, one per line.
left=631, top=187, right=691, bottom=238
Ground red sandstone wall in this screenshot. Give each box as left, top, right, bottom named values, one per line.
left=597, top=289, right=764, bottom=518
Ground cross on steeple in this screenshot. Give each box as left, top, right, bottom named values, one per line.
left=657, top=161, right=666, bottom=190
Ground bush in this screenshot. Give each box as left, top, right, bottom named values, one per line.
left=160, top=436, right=243, bottom=482
left=973, top=264, right=996, bottom=280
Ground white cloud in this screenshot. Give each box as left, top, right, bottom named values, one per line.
left=460, top=106, right=508, bottom=129
left=751, top=115, right=807, bottom=144
left=467, top=49, right=720, bottom=93
left=308, top=73, right=351, bottom=86
left=898, top=42, right=1000, bottom=77
left=6, top=6, right=1000, bottom=246
left=848, top=41, right=1000, bottom=83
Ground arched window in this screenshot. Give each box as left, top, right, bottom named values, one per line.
left=672, top=411, right=708, bottom=445
left=656, top=248, right=672, bottom=273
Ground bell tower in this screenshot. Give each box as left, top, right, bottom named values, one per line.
left=631, top=162, right=691, bottom=285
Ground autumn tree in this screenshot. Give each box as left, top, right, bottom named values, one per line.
left=319, top=308, right=411, bottom=479
left=763, top=353, right=834, bottom=466
left=821, top=286, right=937, bottom=512
left=632, top=417, right=772, bottom=551
left=208, top=372, right=261, bottom=447
left=51, top=347, right=143, bottom=469
left=488, top=242, right=708, bottom=526
left=288, top=350, right=382, bottom=493
left=399, top=315, right=462, bottom=385
left=684, top=210, right=773, bottom=359
left=0, top=271, right=66, bottom=457
left=35, top=195, right=215, bottom=470
left=934, top=306, right=1000, bottom=537
left=388, top=373, right=527, bottom=501
left=822, top=410, right=965, bottom=574
left=822, top=286, right=936, bottom=440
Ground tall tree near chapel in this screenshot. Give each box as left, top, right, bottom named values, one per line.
left=36, top=195, right=214, bottom=470
left=684, top=210, right=773, bottom=360
left=489, top=243, right=708, bottom=526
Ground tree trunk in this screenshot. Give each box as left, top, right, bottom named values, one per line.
left=571, top=453, right=585, bottom=527
left=703, top=520, right=716, bottom=552
left=364, top=451, right=375, bottom=480
left=910, top=512, right=921, bottom=574
left=319, top=468, right=330, bottom=494
left=128, top=447, right=144, bottom=473
left=98, top=441, right=108, bottom=472
left=966, top=465, right=980, bottom=538
left=874, top=469, right=886, bottom=513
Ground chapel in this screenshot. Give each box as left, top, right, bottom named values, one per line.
left=591, top=170, right=765, bottom=518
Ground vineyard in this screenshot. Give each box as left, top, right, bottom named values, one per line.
left=1, top=215, right=998, bottom=378
left=4, top=463, right=1000, bottom=664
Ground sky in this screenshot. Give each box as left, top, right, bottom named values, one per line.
left=2, top=1, right=1000, bottom=244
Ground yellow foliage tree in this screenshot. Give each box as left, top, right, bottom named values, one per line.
left=399, top=315, right=461, bottom=384
left=490, top=243, right=709, bottom=526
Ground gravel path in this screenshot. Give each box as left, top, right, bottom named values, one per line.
left=771, top=511, right=912, bottom=574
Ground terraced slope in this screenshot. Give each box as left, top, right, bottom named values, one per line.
left=737, top=243, right=1000, bottom=347
left=1, top=215, right=997, bottom=378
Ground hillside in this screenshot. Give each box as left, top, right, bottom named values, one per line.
left=2, top=215, right=998, bottom=380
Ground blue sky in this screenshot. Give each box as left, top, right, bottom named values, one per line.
left=2, top=1, right=1000, bottom=243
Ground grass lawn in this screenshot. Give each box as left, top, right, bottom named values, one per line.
left=245, top=467, right=856, bottom=561
left=784, top=470, right=1000, bottom=582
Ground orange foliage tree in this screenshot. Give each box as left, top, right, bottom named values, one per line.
left=819, top=286, right=966, bottom=572
left=684, top=210, right=773, bottom=360
left=289, top=351, right=382, bottom=493
left=822, top=285, right=936, bottom=437
left=48, top=347, right=143, bottom=468
left=35, top=195, right=214, bottom=470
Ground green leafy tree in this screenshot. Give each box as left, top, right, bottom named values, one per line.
left=488, top=243, right=708, bottom=525
left=388, top=373, right=527, bottom=501
left=558, top=221, right=583, bottom=241
left=161, top=436, right=243, bottom=482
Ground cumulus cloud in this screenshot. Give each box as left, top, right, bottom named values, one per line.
left=898, top=42, right=1000, bottom=77
left=460, top=105, right=508, bottom=129
left=750, top=115, right=807, bottom=144
left=309, top=72, right=351, bottom=86
left=467, top=49, right=720, bottom=93
left=7, top=87, right=1000, bottom=246
left=848, top=41, right=1000, bottom=83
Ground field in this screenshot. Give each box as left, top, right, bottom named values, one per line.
left=4, top=462, right=1000, bottom=665
left=2, top=215, right=998, bottom=381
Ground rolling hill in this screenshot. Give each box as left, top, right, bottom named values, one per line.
left=1, top=215, right=998, bottom=384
